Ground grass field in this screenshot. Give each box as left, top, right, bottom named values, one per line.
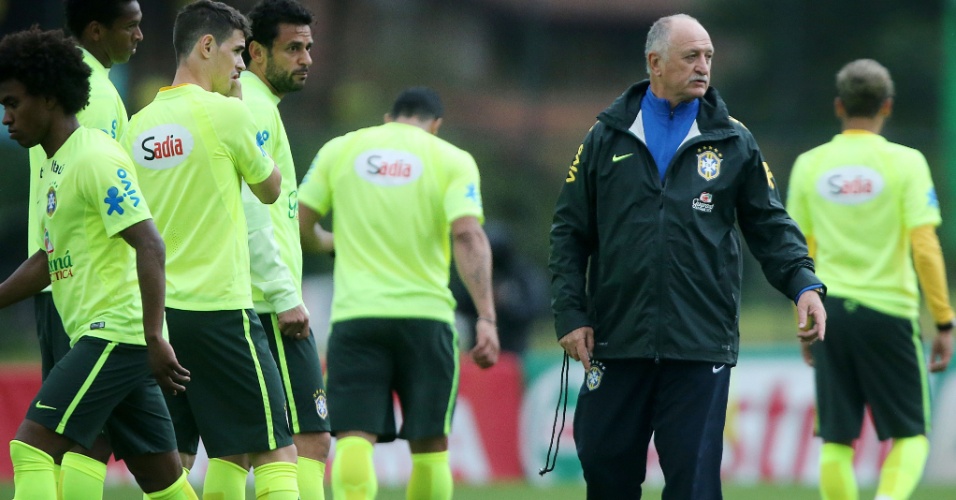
left=2, top=481, right=955, bottom=499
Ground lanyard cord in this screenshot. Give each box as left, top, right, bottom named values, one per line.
left=539, top=352, right=570, bottom=475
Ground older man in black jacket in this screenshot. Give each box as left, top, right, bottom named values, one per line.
left=549, top=13, right=827, bottom=499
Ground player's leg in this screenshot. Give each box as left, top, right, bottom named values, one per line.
left=35, top=291, right=113, bottom=499
left=395, top=319, right=459, bottom=500
left=813, top=298, right=869, bottom=500
left=327, top=318, right=399, bottom=500
left=860, top=314, right=932, bottom=500
left=12, top=338, right=144, bottom=498
left=651, top=360, right=729, bottom=500
left=261, top=313, right=331, bottom=499
left=169, top=309, right=296, bottom=499
left=105, top=365, right=193, bottom=497
left=573, top=358, right=655, bottom=500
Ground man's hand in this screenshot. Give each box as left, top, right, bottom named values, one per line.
left=559, top=326, right=594, bottom=371
left=930, top=330, right=953, bottom=373
left=147, top=338, right=190, bottom=395
left=278, top=304, right=310, bottom=340
left=469, top=318, right=500, bottom=369
left=796, top=289, right=826, bottom=345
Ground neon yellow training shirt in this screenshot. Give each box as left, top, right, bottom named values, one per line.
left=240, top=71, right=303, bottom=314
left=124, top=84, right=275, bottom=311
left=38, top=127, right=157, bottom=346
left=28, top=47, right=129, bottom=256
left=298, top=121, right=485, bottom=324
left=787, top=131, right=941, bottom=319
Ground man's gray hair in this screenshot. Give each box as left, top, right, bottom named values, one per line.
left=644, top=13, right=699, bottom=75
left=836, top=59, right=895, bottom=118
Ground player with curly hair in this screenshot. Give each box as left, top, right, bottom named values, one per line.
left=0, top=27, right=195, bottom=500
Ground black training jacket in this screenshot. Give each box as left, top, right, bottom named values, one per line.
left=549, top=81, right=822, bottom=365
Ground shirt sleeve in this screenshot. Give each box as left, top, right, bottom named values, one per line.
left=549, top=126, right=599, bottom=338
left=81, top=143, right=152, bottom=238
left=443, top=149, right=484, bottom=224
left=243, top=182, right=300, bottom=313
left=219, top=98, right=275, bottom=186
left=298, top=143, right=334, bottom=215
left=902, top=151, right=942, bottom=230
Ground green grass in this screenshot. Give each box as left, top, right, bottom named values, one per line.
left=2, top=481, right=954, bottom=499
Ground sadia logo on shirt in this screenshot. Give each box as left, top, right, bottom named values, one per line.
left=355, top=149, right=424, bottom=186
left=815, top=165, right=885, bottom=205
left=134, top=124, right=194, bottom=170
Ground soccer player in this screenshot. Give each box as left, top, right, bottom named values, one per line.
left=299, top=87, right=500, bottom=500
left=26, top=1, right=143, bottom=496
left=236, top=1, right=331, bottom=498
left=787, top=59, right=954, bottom=500
left=0, top=27, right=194, bottom=500
left=122, top=1, right=297, bottom=498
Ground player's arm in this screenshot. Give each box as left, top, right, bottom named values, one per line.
left=248, top=165, right=282, bottom=204
left=299, top=203, right=334, bottom=254
left=0, top=250, right=50, bottom=308
left=119, top=219, right=190, bottom=393
left=452, top=215, right=499, bottom=369
left=243, top=183, right=309, bottom=338
left=911, top=224, right=954, bottom=372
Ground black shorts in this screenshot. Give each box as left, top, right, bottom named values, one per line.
left=810, top=296, right=930, bottom=442
left=25, top=336, right=177, bottom=460
left=326, top=317, right=458, bottom=443
left=34, top=291, right=71, bottom=380
left=164, top=308, right=293, bottom=457
left=260, top=312, right=330, bottom=434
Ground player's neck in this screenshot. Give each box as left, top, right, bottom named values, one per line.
left=248, top=66, right=284, bottom=100
left=41, top=116, right=81, bottom=158
left=80, top=42, right=112, bottom=69
left=171, top=63, right=211, bottom=92
left=840, top=116, right=884, bottom=135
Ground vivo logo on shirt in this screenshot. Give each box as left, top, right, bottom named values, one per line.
left=355, top=149, right=423, bottom=186
left=816, top=165, right=885, bottom=205
left=134, top=124, right=194, bottom=170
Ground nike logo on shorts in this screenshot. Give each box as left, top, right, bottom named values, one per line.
left=35, top=401, right=57, bottom=410
left=712, top=364, right=726, bottom=373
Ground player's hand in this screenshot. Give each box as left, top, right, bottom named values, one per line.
left=800, top=341, right=814, bottom=367
left=146, top=338, right=191, bottom=395
left=228, top=77, right=242, bottom=99
left=470, top=318, right=500, bottom=369
left=930, top=330, right=953, bottom=373
left=559, top=326, right=594, bottom=371
left=278, top=304, right=310, bottom=340
left=796, top=289, right=826, bottom=344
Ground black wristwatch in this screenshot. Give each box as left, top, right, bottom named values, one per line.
left=936, top=320, right=954, bottom=333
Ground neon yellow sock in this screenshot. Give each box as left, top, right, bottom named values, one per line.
left=331, top=437, right=377, bottom=500
left=875, top=435, right=929, bottom=500
left=10, top=440, right=57, bottom=499
left=147, top=471, right=198, bottom=500
left=203, top=458, right=248, bottom=500
left=820, top=442, right=858, bottom=500
left=60, top=451, right=106, bottom=500
left=54, top=463, right=62, bottom=500
left=253, top=461, right=298, bottom=499
left=407, top=451, right=452, bottom=500
left=297, top=456, right=326, bottom=499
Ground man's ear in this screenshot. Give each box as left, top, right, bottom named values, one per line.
left=248, top=40, right=268, bottom=65
left=879, top=97, right=893, bottom=118
left=85, top=21, right=104, bottom=43
left=198, top=34, right=216, bottom=59
left=833, top=97, right=846, bottom=119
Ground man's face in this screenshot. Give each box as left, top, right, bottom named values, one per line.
left=212, top=29, right=248, bottom=96
left=101, top=0, right=144, bottom=65
left=0, top=79, right=52, bottom=149
left=263, top=23, right=313, bottom=96
left=653, top=19, right=713, bottom=104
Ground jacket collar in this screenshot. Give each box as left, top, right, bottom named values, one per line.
left=597, top=80, right=736, bottom=137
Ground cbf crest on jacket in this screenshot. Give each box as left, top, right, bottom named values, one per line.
left=550, top=80, right=822, bottom=366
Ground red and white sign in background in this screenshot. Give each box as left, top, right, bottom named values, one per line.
left=1, top=348, right=954, bottom=487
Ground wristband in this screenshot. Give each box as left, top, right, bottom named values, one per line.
left=477, top=317, right=497, bottom=327
left=937, top=320, right=955, bottom=333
